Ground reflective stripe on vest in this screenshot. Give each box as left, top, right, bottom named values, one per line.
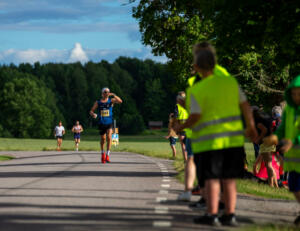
left=192, top=115, right=241, bottom=132
left=191, top=130, right=244, bottom=143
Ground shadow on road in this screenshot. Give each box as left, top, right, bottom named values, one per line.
left=0, top=171, right=177, bottom=178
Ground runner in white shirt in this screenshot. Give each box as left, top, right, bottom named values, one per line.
left=54, top=121, right=65, bottom=151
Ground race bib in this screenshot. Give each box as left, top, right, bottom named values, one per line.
left=101, top=110, right=110, bottom=117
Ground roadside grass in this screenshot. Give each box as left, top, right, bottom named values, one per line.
left=0, top=129, right=294, bottom=200
left=0, top=155, right=14, bottom=161
left=240, top=224, right=299, bottom=231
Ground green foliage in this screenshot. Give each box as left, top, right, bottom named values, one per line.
left=0, top=58, right=179, bottom=137
left=0, top=73, right=53, bottom=138
left=0, top=155, right=14, bottom=161
left=131, top=0, right=300, bottom=106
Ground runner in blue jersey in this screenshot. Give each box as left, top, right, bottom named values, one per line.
left=90, top=87, right=122, bottom=163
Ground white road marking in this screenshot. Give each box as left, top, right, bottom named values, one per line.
left=155, top=206, right=169, bottom=214
left=153, top=163, right=172, bottom=228
left=153, top=221, right=172, bottom=227
left=156, top=197, right=167, bottom=202
left=161, top=184, right=170, bottom=188
left=159, top=190, right=168, bottom=194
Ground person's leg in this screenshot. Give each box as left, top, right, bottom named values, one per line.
left=222, top=179, right=237, bottom=214
left=206, top=179, right=220, bottom=215
left=101, top=134, right=106, bottom=152
left=262, top=153, right=278, bottom=187
left=186, top=156, right=196, bottom=191
left=76, top=139, right=80, bottom=150
left=294, top=191, right=300, bottom=226
left=171, top=145, right=176, bottom=158
left=106, top=128, right=112, bottom=154
left=196, top=153, right=205, bottom=196
left=294, top=191, right=300, bottom=203
left=179, top=135, right=187, bottom=162
left=58, top=138, right=62, bottom=150
left=253, top=143, right=259, bottom=159
left=288, top=172, right=300, bottom=225
left=74, top=139, right=77, bottom=149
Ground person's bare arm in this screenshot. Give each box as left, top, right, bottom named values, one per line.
left=174, top=113, right=201, bottom=132
left=71, top=126, right=75, bottom=133
left=80, top=125, right=84, bottom=132
left=110, top=93, right=122, bottom=104
left=253, top=154, right=262, bottom=175
left=240, top=102, right=258, bottom=142
left=89, top=101, right=98, bottom=118
left=255, top=123, right=267, bottom=144
left=62, top=128, right=65, bottom=135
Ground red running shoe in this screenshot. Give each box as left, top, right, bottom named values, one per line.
left=101, top=153, right=106, bottom=164
left=106, top=155, right=110, bottom=163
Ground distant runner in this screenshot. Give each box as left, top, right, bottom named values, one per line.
left=72, top=121, right=83, bottom=151
left=90, top=87, right=122, bottom=164
left=54, top=121, right=65, bottom=151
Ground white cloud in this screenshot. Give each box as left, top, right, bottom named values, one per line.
left=68, top=43, right=88, bottom=63
left=0, top=43, right=167, bottom=65
left=0, top=48, right=68, bottom=64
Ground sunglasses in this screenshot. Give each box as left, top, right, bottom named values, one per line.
left=103, top=91, right=109, bottom=93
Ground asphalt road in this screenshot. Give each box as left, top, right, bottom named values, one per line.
left=0, top=151, right=298, bottom=231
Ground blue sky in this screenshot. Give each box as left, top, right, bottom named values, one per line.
left=0, top=0, right=166, bottom=64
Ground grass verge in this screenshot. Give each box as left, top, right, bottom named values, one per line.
left=240, top=224, right=299, bottom=231
left=0, top=155, right=14, bottom=161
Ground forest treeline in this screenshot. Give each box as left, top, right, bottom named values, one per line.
left=0, top=57, right=181, bottom=138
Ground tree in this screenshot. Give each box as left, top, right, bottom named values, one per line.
left=131, top=0, right=300, bottom=104
left=0, top=75, right=53, bottom=138
left=0, top=58, right=179, bottom=136
left=68, top=65, right=89, bottom=126
left=143, top=78, right=166, bottom=123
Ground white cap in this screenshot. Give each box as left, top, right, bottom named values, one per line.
left=102, top=87, right=110, bottom=93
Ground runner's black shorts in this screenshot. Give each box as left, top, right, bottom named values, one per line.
left=194, top=147, right=245, bottom=180
left=98, top=123, right=113, bottom=135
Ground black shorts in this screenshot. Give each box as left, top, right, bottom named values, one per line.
left=195, top=147, right=245, bottom=180
left=169, top=137, right=177, bottom=146
left=98, top=124, right=113, bottom=135
left=56, top=136, right=63, bottom=139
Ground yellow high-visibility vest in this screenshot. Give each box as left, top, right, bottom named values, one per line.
left=176, top=103, right=189, bottom=124
left=188, top=73, right=244, bottom=153
left=283, top=105, right=300, bottom=173
left=187, top=65, right=229, bottom=87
